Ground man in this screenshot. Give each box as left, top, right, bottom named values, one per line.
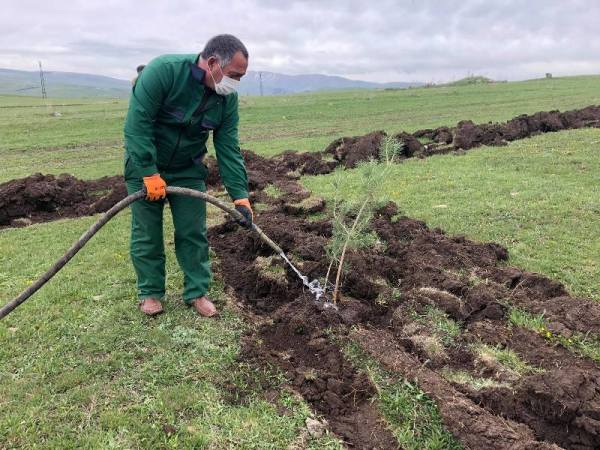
left=123, top=34, right=253, bottom=317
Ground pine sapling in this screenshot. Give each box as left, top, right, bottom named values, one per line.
left=325, top=135, right=401, bottom=303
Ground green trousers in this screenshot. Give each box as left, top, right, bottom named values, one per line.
left=125, top=163, right=211, bottom=304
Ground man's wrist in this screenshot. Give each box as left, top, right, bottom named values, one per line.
left=139, top=165, right=159, bottom=177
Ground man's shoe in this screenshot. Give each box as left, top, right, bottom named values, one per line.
left=190, top=296, right=217, bottom=317
left=139, top=298, right=164, bottom=316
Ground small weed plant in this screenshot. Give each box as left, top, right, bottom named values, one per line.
left=264, top=184, right=284, bottom=198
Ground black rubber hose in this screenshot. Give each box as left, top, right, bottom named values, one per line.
left=0, top=187, right=282, bottom=320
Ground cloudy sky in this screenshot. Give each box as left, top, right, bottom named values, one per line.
left=1, top=0, right=599, bottom=83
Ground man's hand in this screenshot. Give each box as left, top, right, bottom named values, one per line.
left=143, top=174, right=167, bottom=201
left=233, top=198, right=253, bottom=228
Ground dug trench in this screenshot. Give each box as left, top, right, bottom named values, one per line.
left=211, top=111, right=599, bottom=449
left=209, top=145, right=600, bottom=449
left=3, top=106, right=600, bottom=449
left=2, top=104, right=600, bottom=228
left=210, top=194, right=600, bottom=449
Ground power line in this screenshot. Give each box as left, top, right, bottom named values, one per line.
left=38, top=61, right=47, bottom=99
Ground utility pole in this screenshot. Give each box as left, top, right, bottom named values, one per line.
left=38, top=61, right=47, bottom=99
left=259, top=71, right=263, bottom=96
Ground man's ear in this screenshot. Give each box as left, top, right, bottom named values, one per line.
left=207, top=56, right=217, bottom=69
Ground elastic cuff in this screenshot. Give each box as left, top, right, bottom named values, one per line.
left=228, top=189, right=249, bottom=201
left=183, top=293, right=207, bottom=305
left=139, top=164, right=159, bottom=177
left=139, top=294, right=164, bottom=301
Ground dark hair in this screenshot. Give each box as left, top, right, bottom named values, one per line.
left=201, top=34, right=248, bottom=67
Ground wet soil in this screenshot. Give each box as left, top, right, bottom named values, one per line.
left=242, top=298, right=398, bottom=448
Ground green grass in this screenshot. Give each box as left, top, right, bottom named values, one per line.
left=2, top=75, right=600, bottom=181
left=0, top=211, right=342, bottom=449
left=304, top=128, right=600, bottom=301
left=411, top=305, right=462, bottom=346
left=2, top=75, right=600, bottom=447
left=443, top=75, right=495, bottom=86
left=343, top=342, right=462, bottom=450
left=474, top=343, right=544, bottom=376
left=507, top=307, right=547, bottom=331
left=263, top=184, right=284, bottom=199
left=508, top=307, right=600, bottom=363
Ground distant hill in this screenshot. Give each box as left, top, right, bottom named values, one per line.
left=0, top=67, right=422, bottom=98
left=238, top=71, right=422, bottom=95
left=442, top=76, right=498, bottom=87
left=0, top=68, right=131, bottom=98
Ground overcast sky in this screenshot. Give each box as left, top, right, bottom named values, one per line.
left=2, top=0, right=599, bottom=83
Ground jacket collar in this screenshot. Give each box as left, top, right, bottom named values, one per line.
left=190, top=57, right=206, bottom=83
left=190, top=56, right=221, bottom=99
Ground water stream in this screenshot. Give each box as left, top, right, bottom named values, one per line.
left=279, top=251, right=327, bottom=301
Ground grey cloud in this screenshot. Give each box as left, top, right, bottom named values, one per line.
left=1, top=0, right=599, bottom=82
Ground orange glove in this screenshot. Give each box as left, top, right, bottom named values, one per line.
left=143, top=174, right=167, bottom=201
left=233, top=198, right=253, bottom=228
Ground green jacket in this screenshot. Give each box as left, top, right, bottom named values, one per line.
left=124, top=53, right=248, bottom=200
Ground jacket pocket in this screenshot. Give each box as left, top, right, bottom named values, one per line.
left=186, top=116, right=217, bottom=140
left=124, top=152, right=139, bottom=180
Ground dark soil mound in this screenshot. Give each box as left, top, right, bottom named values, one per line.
left=327, top=105, right=600, bottom=167
left=396, top=131, right=427, bottom=157
left=5, top=105, right=600, bottom=229
left=205, top=149, right=337, bottom=191
left=324, top=131, right=386, bottom=168
left=244, top=298, right=398, bottom=449
left=273, top=150, right=338, bottom=176
left=427, top=105, right=600, bottom=151
left=0, top=149, right=335, bottom=228
left=453, top=120, right=508, bottom=149
left=0, top=173, right=125, bottom=227
left=209, top=188, right=600, bottom=448
left=413, top=126, right=453, bottom=144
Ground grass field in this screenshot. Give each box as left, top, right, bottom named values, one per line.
left=1, top=75, right=600, bottom=182
left=0, top=213, right=343, bottom=449
left=1, top=75, right=599, bottom=447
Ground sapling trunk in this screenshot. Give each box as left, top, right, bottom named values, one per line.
left=332, top=197, right=370, bottom=303
left=324, top=258, right=335, bottom=291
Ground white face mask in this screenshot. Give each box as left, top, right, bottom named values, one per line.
left=208, top=63, right=239, bottom=96
left=214, top=75, right=239, bottom=96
